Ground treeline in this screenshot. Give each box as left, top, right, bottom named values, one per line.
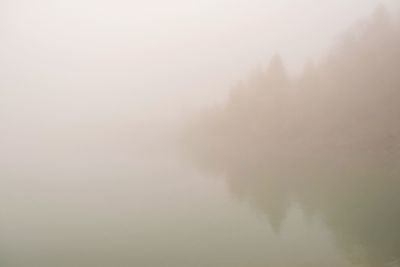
left=184, top=6, right=400, bottom=266
left=185, top=6, right=400, bottom=175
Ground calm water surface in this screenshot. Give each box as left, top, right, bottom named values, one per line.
left=1, top=124, right=398, bottom=267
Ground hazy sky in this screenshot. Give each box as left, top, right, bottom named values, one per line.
left=1, top=0, right=398, bottom=123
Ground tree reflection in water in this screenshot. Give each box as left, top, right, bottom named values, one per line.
left=184, top=6, right=400, bottom=267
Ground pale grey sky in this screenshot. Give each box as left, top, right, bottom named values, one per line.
left=1, top=0, right=398, bottom=123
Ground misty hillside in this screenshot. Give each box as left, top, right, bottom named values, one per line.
left=3, top=1, right=400, bottom=267
left=183, top=7, right=400, bottom=266
left=185, top=6, right=400, bottom=175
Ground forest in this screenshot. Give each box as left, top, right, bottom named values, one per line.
left=185, top=6, right=400, bottom=266
left=186, top=6, right=400, bottom=175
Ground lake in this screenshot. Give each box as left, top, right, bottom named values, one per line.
left=1, top=122, right=399, bottom=267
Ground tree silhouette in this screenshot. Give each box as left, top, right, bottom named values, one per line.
left=185, top=5, right=400, bottom=267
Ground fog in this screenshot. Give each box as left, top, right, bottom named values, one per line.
left=1, top=0, right=398, bottom=122
left=1, top=1, right=400, bottom=267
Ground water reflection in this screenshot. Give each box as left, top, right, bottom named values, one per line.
left=218, top=162, right=400, bottom=266
left=184, top=7, right=400, bottom=267
left=3, top=120, right=399, bottom=266
left=0, top=123, right=360, bottom=267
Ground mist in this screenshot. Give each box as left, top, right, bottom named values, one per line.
left=2, top=0, right=398, bottom=122
left=1, top=1, right=400, bottom=267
